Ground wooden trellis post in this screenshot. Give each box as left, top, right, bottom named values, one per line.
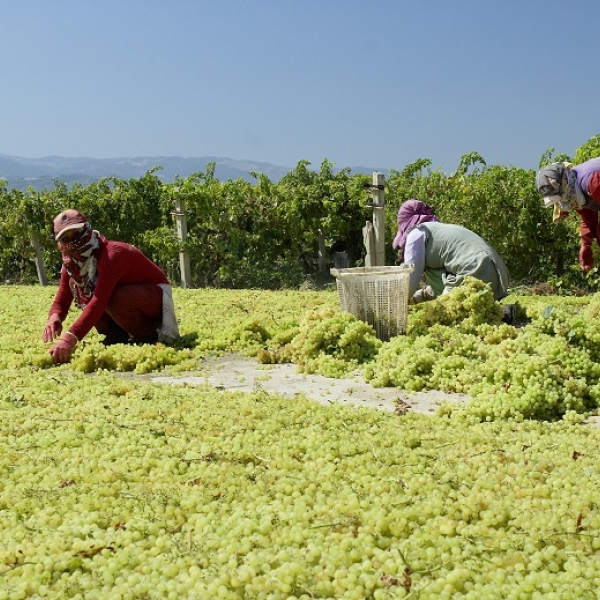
left=318, top=229, right=328, bottom=273
left=172, top=187, right=192, bottom=288
left=31, top=232, right=48, bottom=285
left=362, top=172, right=386, bottom=266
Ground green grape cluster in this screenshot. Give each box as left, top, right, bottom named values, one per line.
left=364, top=322, right=513, bottom=394
left=2, top=371, right=600, bottom=599
left=70, top=342, right=190, bottom=374
left=457, top=329, right=600, bottom=421
left=13, top=281, right=600, bottom=422
left=408, top=277, right=504, bottom=336
left=526, top=295, right=600, bottom=362
left=6, top=286, right=600, bottom=598
left=364, top=287, right=600, bottom=421
left=229, top=317, right=271, bottom=348
left=282, top=308, right=382, bottom=378
left=256, top=326, right=300, bottom=365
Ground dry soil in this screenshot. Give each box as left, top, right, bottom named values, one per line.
left=150, top=354, right=470, bottom=416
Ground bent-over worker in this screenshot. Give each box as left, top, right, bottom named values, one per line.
left=393, top=199, right=510, bottom=304
left=536, top=158, right=600, bottom=271
left=42, top=209, right=180, bottom=364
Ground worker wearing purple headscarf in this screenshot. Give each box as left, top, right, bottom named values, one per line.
left=393, top=200, right=510, bottom=303
left=393, top=199, right=440, bottom=251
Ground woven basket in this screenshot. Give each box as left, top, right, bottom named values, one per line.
left=330, top=266, right=413, bottom=341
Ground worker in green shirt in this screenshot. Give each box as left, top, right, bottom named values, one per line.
left=393, top=199, right=510, bottom=304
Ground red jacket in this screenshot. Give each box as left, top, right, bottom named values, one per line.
left=576, top=172, right=600, bottom=269
left=49, top=240, right=168, bottom=341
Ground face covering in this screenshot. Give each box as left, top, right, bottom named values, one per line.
left=58, top=223, right=103, bottom=308
left=543, top=170, right=585, bottom=212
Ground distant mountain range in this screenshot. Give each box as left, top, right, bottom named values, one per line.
left=0, top=153, right=384, bottom=191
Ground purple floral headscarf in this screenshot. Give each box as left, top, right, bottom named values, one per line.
left=392, top=199, right=439, bottom=249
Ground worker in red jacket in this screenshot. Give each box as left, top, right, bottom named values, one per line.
left=42, top=209, right=180, bottom=364
left=536, top=158, right=600, bottom=271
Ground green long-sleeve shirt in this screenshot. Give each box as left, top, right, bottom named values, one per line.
left=404, top=222, right=509, bottom=300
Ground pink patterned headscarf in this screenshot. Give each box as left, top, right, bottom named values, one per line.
left=57, top=220, right=106, bottom=309
left=392, top=199, right=439, bottom=249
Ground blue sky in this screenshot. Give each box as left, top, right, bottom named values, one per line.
left=1, top=0, right=598, bottom=172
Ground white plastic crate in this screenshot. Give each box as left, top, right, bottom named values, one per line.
left=330, top=265, right=413, bottom=341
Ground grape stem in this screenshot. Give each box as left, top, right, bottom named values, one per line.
left=0, top=562, right=35, bottom=576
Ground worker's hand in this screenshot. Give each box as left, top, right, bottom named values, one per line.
left=579, top=244, right=594, bottom=271
left=49, top=333, right=77, bottom=364
left=552, top=208, right=569, bottom=223
left=43, top=313, right=63, bottom=342
left=411, top=286, right=436, bottom=304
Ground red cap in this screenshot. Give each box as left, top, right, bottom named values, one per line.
left=53, top=209, right=88, bottom=241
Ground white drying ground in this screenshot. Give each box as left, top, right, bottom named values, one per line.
left=150, top=354, right=469, bottom=416
left=147, top=354, right=600, bottom=427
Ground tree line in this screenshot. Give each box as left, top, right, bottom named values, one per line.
left=1, top=135, right=599, bottom=292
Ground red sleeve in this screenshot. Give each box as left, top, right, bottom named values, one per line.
left=587, top=172, right=600, bottom=204
left=575, top=208, right=599, bottom=270
left=68, top=242, right=168, bottom=341
left=48, top=268, right=74, bottom=320
left=577, top=208, right=599, bottom=245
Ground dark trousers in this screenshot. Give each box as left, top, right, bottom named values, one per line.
left=95, top=284, right=162, bottom=344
